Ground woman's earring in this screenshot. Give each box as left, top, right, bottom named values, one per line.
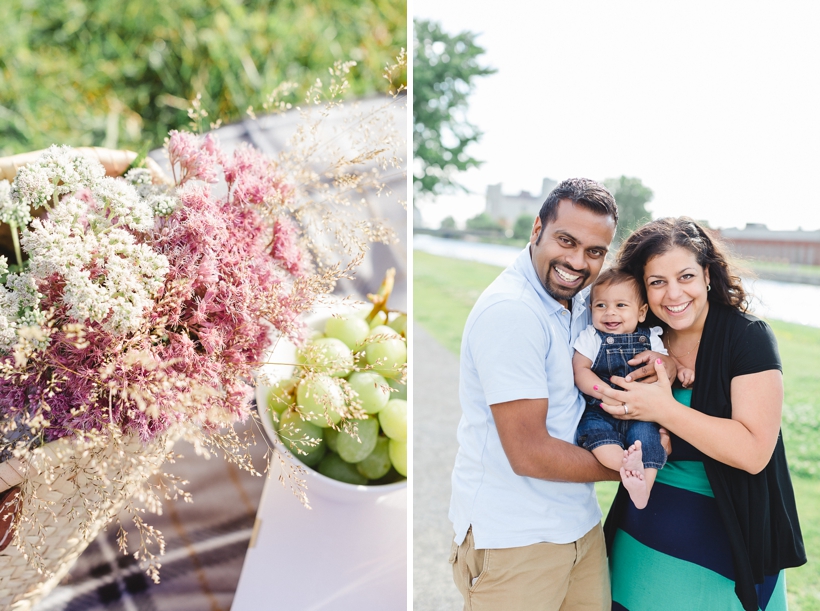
left=707, top=284, right=712, bottom=292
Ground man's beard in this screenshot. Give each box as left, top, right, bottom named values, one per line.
left=539, top=259, right=590, bottom=303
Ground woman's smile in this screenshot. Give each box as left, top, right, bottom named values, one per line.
left=664, top=301, right=691, bottom=314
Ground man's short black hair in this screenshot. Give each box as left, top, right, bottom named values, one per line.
left=535, top=178, right=618, bottom=244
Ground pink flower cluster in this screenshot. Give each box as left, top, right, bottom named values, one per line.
left=1, top=133, right=311, bottom=442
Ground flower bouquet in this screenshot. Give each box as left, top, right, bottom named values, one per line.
left=0, top=56, right=405, bottom=609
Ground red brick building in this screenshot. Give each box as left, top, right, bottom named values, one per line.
left=719, top=224, right=820, bottom=266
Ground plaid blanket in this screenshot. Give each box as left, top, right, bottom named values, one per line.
left=33, top=418, right=267, bottom=611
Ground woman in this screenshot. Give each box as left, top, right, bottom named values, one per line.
left=596, top=217, right=805, bottom=611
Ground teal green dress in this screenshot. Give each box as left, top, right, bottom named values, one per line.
left=608, top=389, right=787, bottom=611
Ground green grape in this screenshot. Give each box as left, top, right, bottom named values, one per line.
left=296, top=375, right=344, bottom=427
left=356, top=436, right=392, bottom=480
left=368, top=310, right=388, bottom=329
left=289, top=309, right=408, bottom=486
left=324, top=315, right=371, bottom=350
left=265, top=377, right=297, bottom=415
left=347, top=371, right=391, bottom=414
left=269, top=409, right=281, bottom=432
left=387, top=313, right=407, bottom=337
left=387, top=377, right=407, bottom=401
left=336, top=416, right=379, bottom=463
left=323, top=427, right=339, bottom=453
left=298, top=337, right=353, bottom=377
left=278, top=409, right=325, bottom=466
left=388, top=438, right=407, bottom=476
left=378, top=399, right=407, bottom=441
left=373, top=468, right=405, bottom=485
left=299, top=442, right=327, bottom=467
left=364, top=326, right=406, bottom=379
left=305, top=327, right=324, bottom=342
left=368, top=324, right=400, bottom=339
left=318, top=453, right=368, bottom=485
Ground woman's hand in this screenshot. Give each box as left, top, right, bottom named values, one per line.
left=603, top=360, right=782, bottom=473
left=623, top=351, right=677, bottom=384
left=597, top=358, right=675, bottom=425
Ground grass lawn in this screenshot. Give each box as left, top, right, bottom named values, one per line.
left=413, top=251, right=504, bottom=355
left=750, top=261, right=820, bottom=278
left=415, top=250, right=820, bottom=611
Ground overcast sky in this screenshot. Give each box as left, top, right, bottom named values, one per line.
left=413, top=1, right=820, bottom=231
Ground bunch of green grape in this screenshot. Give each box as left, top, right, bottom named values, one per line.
left=263, top=308, right=407, bottom=485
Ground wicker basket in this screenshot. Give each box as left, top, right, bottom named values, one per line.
left=0, top=434, right=173, bottom=610
left=0, top=148, right=174, bottom=609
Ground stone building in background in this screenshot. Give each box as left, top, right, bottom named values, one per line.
left=485, top=177, right=557, bottom=228
left=720, top=224, right=820, bottom=266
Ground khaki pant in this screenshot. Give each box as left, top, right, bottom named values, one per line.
left=449, top=524, right=610, bottom=611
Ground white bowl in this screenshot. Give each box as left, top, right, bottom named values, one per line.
left=255, top=302, right=406, bottom=502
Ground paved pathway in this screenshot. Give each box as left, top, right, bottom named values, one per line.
left=413, top=324, right=463, bottom=611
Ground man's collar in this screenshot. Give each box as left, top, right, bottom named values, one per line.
left=571, top=286, right=590, bottom=320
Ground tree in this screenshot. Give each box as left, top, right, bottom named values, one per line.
left=604, top=176, right=654, bottom=245
left=513, top=214, right=534, bottom=240
left=440, top=216, right=457, bottom=230
left=465, top=212, right=503, bottom=232
left=413, top=19, right=496, bottom=199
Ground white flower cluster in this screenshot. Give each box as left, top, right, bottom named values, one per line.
left=11, top=145, right=106, bottom=214
left=0, top=148, right=170, bottom=349
left=92, top=176, right=154, bottom=232
left=0, top=257, right=46, bottom=352
left=124, top=168, right=179, bottom=217
left=0, top=257, right=18, bottom=351
left=0, top=179, right=30, bottom=227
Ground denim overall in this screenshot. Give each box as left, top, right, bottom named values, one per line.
left=575, top=326, right=667, bottom=469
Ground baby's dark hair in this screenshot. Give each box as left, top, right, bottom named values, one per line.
left=590, top=267, right=646, bottom=304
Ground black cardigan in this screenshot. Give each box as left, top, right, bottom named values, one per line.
left=603, top=302, right=806, bottom=611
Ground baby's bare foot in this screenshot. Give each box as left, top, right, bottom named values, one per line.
left=621, top=441, right=650, bottom=509
left=621, top=468, right=650, bottom=509
left=623, top=440, right=643, bottom=472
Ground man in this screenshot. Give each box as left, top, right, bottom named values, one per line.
left=449, top=178, right=670, bottom=610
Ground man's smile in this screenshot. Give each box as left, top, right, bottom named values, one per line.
left=553, top=265, right=584, bottom=286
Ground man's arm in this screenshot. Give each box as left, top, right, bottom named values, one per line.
left=491, top=398, right=620, bottom=482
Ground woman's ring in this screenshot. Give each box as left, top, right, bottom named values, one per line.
left=623, top=404, right=629, bottom=415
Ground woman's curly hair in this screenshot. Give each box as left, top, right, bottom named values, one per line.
left=616, top=217, right=749, bottom=326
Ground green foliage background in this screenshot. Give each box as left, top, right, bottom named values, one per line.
left=0, top=0, right=406, bottom=156
left=513, top=214, right=533, bottom=240
left=465, top=212, right=502, bottom=232
left=603, top=175, right=653, bottom=246
left=413, top=19, right=495, bottom=198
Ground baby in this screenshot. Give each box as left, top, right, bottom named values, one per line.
left=573, top=268, right=693, bottom=509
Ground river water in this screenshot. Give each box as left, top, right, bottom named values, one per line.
left=414, top=234, right=820, bottom=329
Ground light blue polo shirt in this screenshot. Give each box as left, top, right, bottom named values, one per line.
left=449, top=245, right=602, bottom=549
